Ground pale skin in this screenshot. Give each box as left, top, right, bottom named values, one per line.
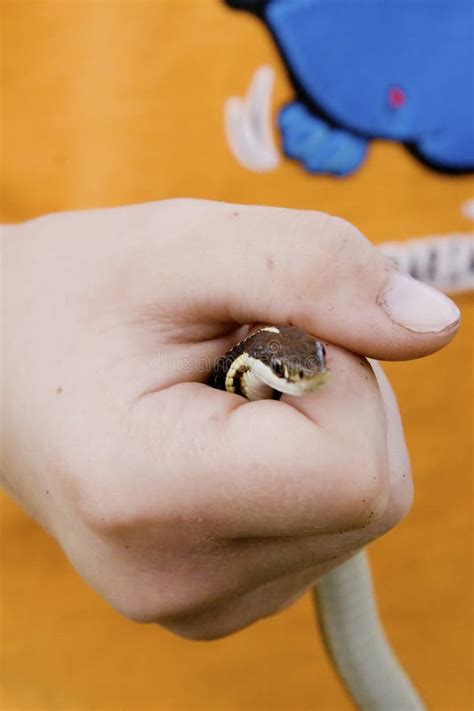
left=1, top=199, right=460, bottom=639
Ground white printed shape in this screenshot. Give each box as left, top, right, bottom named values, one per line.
left=379, top=233, right=474, bottom=294
left=378, top=200, right=474, bottom=294
left=224, top=65, right=280, bottom=172
left=461, top=197, right=474, bottom=221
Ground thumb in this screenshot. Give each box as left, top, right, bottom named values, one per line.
left=175, top=201, right=460, bottom=360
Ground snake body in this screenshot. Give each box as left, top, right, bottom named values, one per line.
left=210, top=326, right=426, bottom=711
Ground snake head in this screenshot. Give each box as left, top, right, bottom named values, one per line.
left=249, top=326, right=329, bottom=396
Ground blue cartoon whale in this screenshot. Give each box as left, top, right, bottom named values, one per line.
left=225, top=0, right=474, bottom=176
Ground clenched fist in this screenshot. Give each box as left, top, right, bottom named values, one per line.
left=1, top=199, right=459, bottom=638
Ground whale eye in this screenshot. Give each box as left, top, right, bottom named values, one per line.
left=387, top=86, right=406, bottom=110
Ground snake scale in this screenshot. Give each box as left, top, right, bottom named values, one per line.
left=210, top=325, right=426, bottom=711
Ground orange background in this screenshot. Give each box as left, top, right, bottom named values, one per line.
left=1, top=2, right=473, bottom=710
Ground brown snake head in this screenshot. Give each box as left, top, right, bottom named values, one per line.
left=211, top=325, right=329, bottom=400
left=256, top=326, right=328, bottom=393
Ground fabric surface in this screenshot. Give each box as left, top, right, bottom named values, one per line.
left=259, top=0, right=474, bottom=170
left=1, top=1, right=473, bottom=710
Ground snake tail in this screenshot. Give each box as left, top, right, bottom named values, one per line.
left=313, top=550, right=427, bottom=711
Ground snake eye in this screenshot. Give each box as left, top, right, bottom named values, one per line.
left=273, top=360, right=284, bottom=377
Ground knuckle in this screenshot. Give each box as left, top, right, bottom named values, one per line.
left=353, top=474, right=390, bottom=530
left=114, top=602, right=156, bottom=625
left=159, top=196, right=198, bottom=210
left=161, top=621, right=236, bottom=642
left=68, top=466, right=172, bottom=538
left=397, top=477, right=415, bottom=520
left=110, top=580, right=233, bottom=632
left=340, top=444, right=391, bottom=531
left=325, top=214, right=365, bottom=242
left=345, top=464, right=414, bottom=540
left=381, top=475, right=415, bottom=532
left=361, top=471, right=391, bottom=524
left=154, top=602, right=242, bottom=642
left=286, top=213, right=377, bottom=298
left=311, top=213, right=369, bottom=257
left=72, top=476, right=142, bottom=536
left=110, top=590, right=190, bottom=625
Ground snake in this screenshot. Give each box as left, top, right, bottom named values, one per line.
left=210, top=325, right=426, bottom=711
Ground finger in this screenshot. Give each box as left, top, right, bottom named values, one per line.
left=158, top=200, right=460, bottom=360
left=131, top=345, right=390, bottom=538
left=368, top=360, right=414, bottom=527
left=159, top=561, right=339, bottom=640
left=281, top=354, right=414, bottom=531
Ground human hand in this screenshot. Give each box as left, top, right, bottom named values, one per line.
left=1, top=199, right=459, bottom=638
